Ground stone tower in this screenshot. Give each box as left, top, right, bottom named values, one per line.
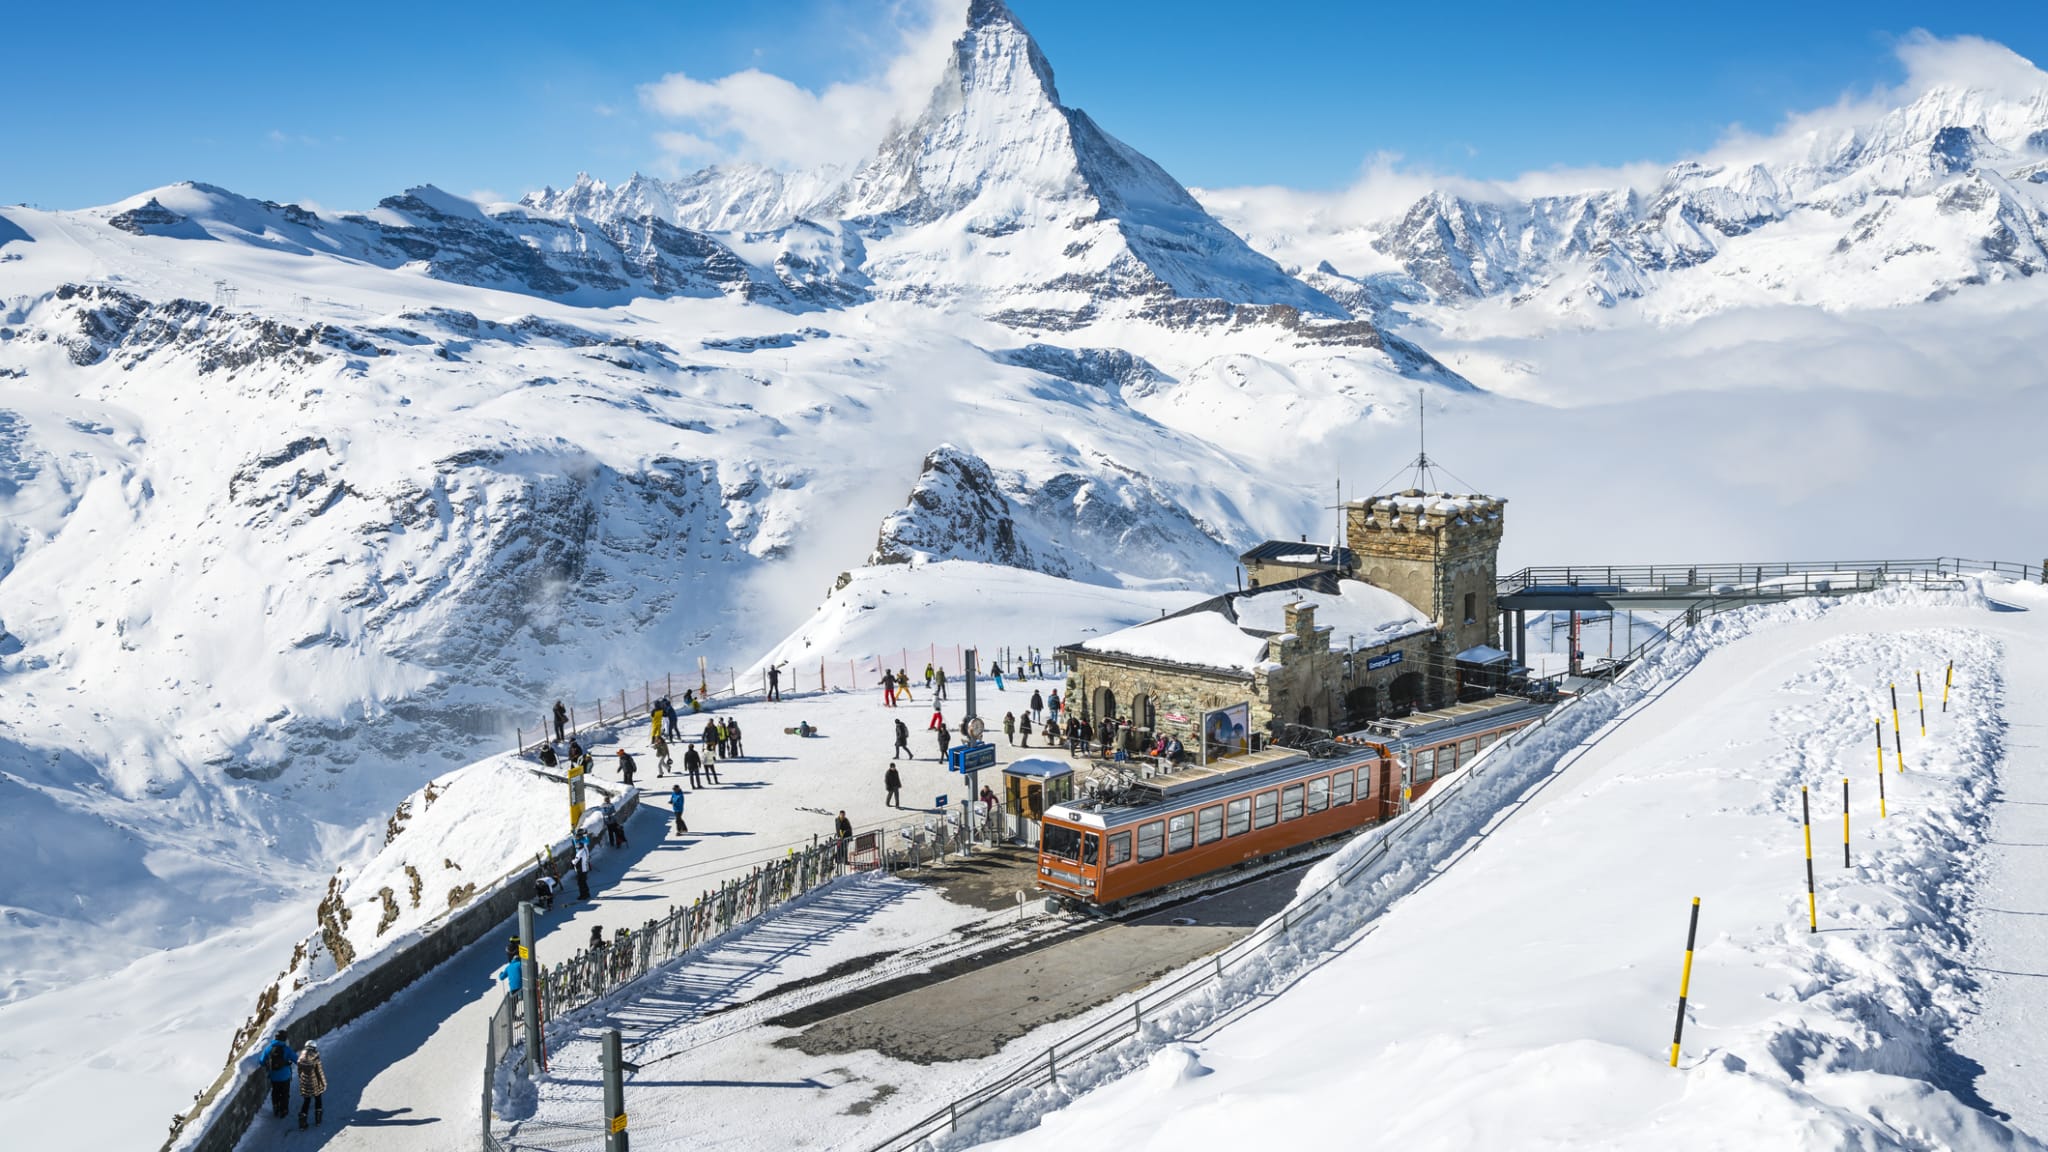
left=1345, top=490, right=1505, bottom=657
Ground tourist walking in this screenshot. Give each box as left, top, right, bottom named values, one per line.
left=1030, top=690, right=1044, bottom=724
left=616, top=748, right=637, bottom=787
left=261, top=1030, right=296, bottom=1118
left=684, top=744, right=702, bottom=787
left=893, top=717, right=913, bottom=760
left=296, top=1040, right=327, bottom=1128
left=1002, top=711, right=1016, bottom=745
left=668, top=785, right=688, bottom=834
left=928, top=705, right=945, bottom=731
left=897, top=669, right=914, bottom=702
left=884, top=765, right=902, bottom=808
left=934, top=667, right=948, bottom=700
left=935, top=721, right=951, bottom=758
left=883, top=675, right=896, bottom=707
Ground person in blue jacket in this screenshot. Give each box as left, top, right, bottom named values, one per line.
left=261, top=1029, right=297, bottom=1118
left=668, top=785, right=689, bottom=834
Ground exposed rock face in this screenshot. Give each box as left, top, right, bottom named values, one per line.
left=107, top=197, right=188, bottom=235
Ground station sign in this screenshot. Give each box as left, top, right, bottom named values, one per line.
left=1366, top=651, right=1405, bottom=671
left=947, top=741, right=997, bottom=773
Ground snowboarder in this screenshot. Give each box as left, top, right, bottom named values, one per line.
left=537, top=742, right=558, bottom=768
left=833, top=810, right=853, bottom=863
left=935, top=722, right=951, bottom=758
left=616, top=748, right=637, bottom=787
left=993, top=667, right=1005, bottom=691
left=1030, top=690, right=1044, bottom=725
left=553, top=700, right=568, bottom=744
left=934, top=667, right=948, bottom=700
left=296, top=1040, right=326, bottom=1129
left=1002, top=711, right=1016, bottom=745
left=767, top=664, right=782, bottom=701
left=573, top=839, right=592, bottom=900
left=262, top=1030, right=296, bottom=1118
left=668, top=785, right=688, bottom=834
left=893, top=718, right=912, bottom=760
left=884, top=765, right=902, bottom=808
left=684, top=744, right=702, bottom=788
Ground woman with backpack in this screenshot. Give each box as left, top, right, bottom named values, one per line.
left=297, top=1040, right=327, bottom=1128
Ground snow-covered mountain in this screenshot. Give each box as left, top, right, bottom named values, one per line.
left=1209, top=76, right=2048, bottom=319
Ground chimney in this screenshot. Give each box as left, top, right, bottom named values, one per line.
left=1283, top=601, right=1317, bottom=635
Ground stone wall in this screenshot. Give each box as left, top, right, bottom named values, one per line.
left=1346, top=492, right=1505, bottom=657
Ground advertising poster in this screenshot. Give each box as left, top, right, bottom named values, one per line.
left=1201, top=703, right=1251, bottom=764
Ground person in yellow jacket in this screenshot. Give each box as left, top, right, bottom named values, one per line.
left=650, top=707, right=664, bottom=746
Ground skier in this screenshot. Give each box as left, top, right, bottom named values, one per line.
left=884, top=765, right=902, bottom=808
left=573, top=838, right=592, bottom=900
left=684, top=743, right=702, bottom=788
left=262, top=1029, right=297, bottom=1118
left=935, top=722, right=951, bottom=758
left=767, top=664, right=782, bottom=701
left=833, top=810, right=854, bottom=863
left=668, top=785, right=688, bottom=834
left=896, top=670, right=913, bottom=702
left=892, top=717, right=912, bottom=760
left=552, top=700, right=568, bottom=744
left=296, top=1040, right=326, bottom=1129
left=1030, top=690, right=1044, bottom=725
left=883, top=676, right=896, bottom=707
left=923, top=662, right=935, bottom=689
left=1002, top=711, right=1016, bottom=745
left=616, top=748, right=637, bottom=787
left=934, top=667, right=948, bottom=700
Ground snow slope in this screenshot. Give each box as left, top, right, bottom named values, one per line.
left=968, top=583, right=2048, bottom=1150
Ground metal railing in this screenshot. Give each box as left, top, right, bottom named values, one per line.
left=860, top=563, right=2003, bottom=1152
left=1499, top=556, right=2041, bottom=595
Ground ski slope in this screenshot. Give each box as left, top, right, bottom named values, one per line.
left=968, top=581, right=2048, bottom=1151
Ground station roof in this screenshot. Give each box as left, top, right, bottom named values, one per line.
left=1070, top=574, right=1432, bottom=676
left=1239, top=540, right=1354, bottom=568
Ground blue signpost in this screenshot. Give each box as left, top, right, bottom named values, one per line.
left=947, top=741, right=997, bottom=773
left=1366, top=651, right=1404, bottom=671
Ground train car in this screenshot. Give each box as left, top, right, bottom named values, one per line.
left=1038, top=696, right=1550, bottom=907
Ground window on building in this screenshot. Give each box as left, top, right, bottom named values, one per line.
left=1226, top=796, right=1252, bottom=836
left=1332, top=769, right=1354, bottom=806
left=1307, top=777, right=1330, bottom=813
left=1168, top=812, right=1194, bottom=853
left=1106, top=831, right=1132, bottom=867
left=1254, top=790, right=1279, bottom=828
left=1137, top=821, right=1164, bottom=861
left=1198, top=805, right=1224, bottom=844
left=1464, top=591, right=1477, bottom=624
left=1281, top=784, right=1305, bottom=821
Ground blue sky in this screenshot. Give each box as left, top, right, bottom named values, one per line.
left=4, top=0, right=2043, bottom=210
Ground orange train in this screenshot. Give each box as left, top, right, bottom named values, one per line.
left=1036, top=696, right=1551, bottom=907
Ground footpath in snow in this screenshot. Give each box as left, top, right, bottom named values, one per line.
left=961, top=584, right=2048, bottom=1151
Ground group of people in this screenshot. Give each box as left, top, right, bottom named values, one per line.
left=999, top=688, right=1065, bottom=747
left=259, top=1030, right=328, bottom=1128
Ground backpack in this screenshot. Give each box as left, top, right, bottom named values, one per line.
left=265, top=1042, right=290, bottom=1073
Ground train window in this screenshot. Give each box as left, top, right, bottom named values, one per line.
left=1414, top=747, right=1436, bottom=782
left=1107, top=832, right=1132, bottom=867
left=1281, top=784, right=1305, bottom=821
left=1044, top=824, right=1083, bottom=861
left=1307, top=777, right=1329, bottom=813
left=1459, top=738, right=1478, bottom=763
left=1137, top=821, right=1165, bottom=861
left=1332, top=769, right=1354, bottom=806
left=1168, top=812, right=1194, bottom=853
left=1226, top=797, right=1251, bottom=836
left=1254, top=790, right=1278, bottom=828
left=1198, top=804, right=1224, bottom=844
left=1083, top=833, right=1100, bottom=866
left=1478, top=732, right=1496, bottom=751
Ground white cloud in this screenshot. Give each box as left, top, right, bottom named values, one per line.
left=637, top=0, right=965, bottom=173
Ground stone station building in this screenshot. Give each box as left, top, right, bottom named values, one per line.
left=1059, top=489, right=1508, bottom=745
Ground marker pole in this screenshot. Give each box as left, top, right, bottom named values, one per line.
left=1801, top=786, right=1817, bottom=933
left=1670, top=897, right=1701, bottom=1068
left=1842, top=777, right=1850, bottom=867
left=1942, top=661, right=1952, bottom=713
left=1873, top=720, right=1888, bottom=819
left=1890, top=684, right=1905, bottom=772
left=1916, top=671, right=1926, bottom=738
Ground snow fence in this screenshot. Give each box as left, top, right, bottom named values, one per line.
left=868, top=581, right=1991, bottom=1151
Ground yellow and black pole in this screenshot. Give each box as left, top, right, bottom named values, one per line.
left=1942, top=661, right=1953, bottom=714
left=1890, top=684, right=1906, bottom=772
left=1842, top=777, right=1850, bottom=867
left=1916, top=672, right=1926, bottom=738
left=1670, top=896, right=1700, bottom=1068
left=1873, top=719, right=1888, bottom=819
left=1801, top=786, right=1817, bottom=933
